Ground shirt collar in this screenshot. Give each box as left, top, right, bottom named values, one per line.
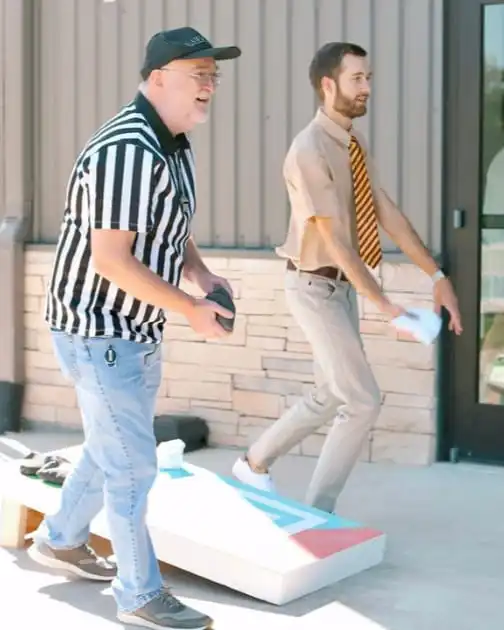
left=134, top=91, right=190, bottom=155
left=314, top=107, right=353, bottom=147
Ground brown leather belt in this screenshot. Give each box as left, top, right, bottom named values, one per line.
left=286, top=259, right=349, bottom=282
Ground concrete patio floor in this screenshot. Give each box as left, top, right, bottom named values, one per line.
left=0, top=428, right=502, bottom=630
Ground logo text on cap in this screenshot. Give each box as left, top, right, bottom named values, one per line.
left=184, top=35, right=207, bottom=47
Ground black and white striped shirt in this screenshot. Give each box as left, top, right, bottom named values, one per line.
left=45, top=91, right=196, bottom=344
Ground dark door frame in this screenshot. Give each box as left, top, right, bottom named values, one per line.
left=440, top=0, right=504, bottom=463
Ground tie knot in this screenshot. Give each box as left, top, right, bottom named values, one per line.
left=349, top=134, right=359, bottom=148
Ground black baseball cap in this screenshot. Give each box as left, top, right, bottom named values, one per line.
left=141, top=27, right=241, bottom=79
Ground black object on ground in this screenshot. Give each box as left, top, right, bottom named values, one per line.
left=0, top=381, right=24, bottom=434
left=153, top=415, right=209, bottom=453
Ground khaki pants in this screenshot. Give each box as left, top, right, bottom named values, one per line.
left=248, top=269, right=381, bottom=512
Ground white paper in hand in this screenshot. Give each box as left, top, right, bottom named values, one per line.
left=391, top=307, right=442, bottom=345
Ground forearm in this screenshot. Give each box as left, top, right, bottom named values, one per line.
left=383, top=213, right=439, bottom=277
left=315, top=218, right=389, bottom=309
left=325, top=239, right=389, bottom=309
left=95, top=254, right=195, bottom=317
left=183, top=237, right=209, bottom=283
left=376, top=188, right=439, bottom=276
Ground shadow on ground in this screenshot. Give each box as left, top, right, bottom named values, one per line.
left=1, top=430, right=503, bottom=629
left=6, top=544, right=402, bottom=629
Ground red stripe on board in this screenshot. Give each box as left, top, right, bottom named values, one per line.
left=292, top=527, right=383, bottom=559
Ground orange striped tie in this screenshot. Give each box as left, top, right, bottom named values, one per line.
left=349, top=135, right=382, bottom=269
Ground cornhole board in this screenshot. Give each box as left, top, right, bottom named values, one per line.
left=0, top=445, right=386, bottom=605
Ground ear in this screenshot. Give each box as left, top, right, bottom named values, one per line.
left=320, top=75, right=335, bottom=98
left=150, top=70, right=163, bottom=88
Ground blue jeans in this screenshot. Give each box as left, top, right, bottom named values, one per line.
left=34, top=331, right=163, bottom=612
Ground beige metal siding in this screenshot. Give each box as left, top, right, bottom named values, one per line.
left=0, top=0, right=4, bottom=224
left=0, top=0, right=35, bottom=387
left=0, top=0, right=34, bottom=226
left=32, top=0, right=443, bottom=254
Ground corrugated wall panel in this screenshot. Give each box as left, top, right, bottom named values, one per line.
left=401, top=0, right=433, bottom=250
left=212, top=0, right=238, bottom=246
left=0, top=0, right=33, bottom=227
left=188, top=0, right=213, bottom=245
left=431, top=0, right=444, bottom=254
left=0, top=0, right=5, bottom=224
left=34, top=0, right=443, bottom=255
left=236, top=0, right=262, bottom=247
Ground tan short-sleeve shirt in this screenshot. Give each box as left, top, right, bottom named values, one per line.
left=276, top=107, right=392, bottom=270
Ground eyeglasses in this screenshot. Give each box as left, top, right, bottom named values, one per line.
left=161, top=68, right=222, bottom=87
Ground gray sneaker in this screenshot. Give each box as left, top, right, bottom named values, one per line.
left=27, top=540, right=116, bottom=581
left=117, top=589, right=213, bottom=629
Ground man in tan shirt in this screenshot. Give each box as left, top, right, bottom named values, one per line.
left=232, top=42, right=462, bottom=513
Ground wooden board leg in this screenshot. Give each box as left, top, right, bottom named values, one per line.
left=0, top=498, right=29, bottom=548
left=26, top=509, right=44, bottom=536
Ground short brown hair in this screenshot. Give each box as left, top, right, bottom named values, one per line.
left=309, top=42, right=367, bottom=100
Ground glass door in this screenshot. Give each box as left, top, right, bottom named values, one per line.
left=479, top=5, right=504, bottom=407
left=443, top=0, right=504, bottom=464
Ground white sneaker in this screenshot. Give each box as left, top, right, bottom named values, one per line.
left=232, top=457, right=275, bottom=493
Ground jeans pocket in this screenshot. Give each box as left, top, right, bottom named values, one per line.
left=302, top=277, right=335, bottom=301
left=83, top=337, right=160, bottom=369
left=51, top=331, right=81, bottom=383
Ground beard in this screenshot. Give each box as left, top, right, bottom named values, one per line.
left=332, top=92, right=368, bottom=119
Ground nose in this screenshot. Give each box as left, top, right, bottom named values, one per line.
left=361, top=79, right=371, bottom=95
left=198, top=80, right=216, bottom=97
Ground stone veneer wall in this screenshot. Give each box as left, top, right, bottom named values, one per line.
left=23, top=247, right=439, bottom=465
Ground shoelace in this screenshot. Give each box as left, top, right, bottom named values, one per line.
left=155, top=590, right=185, bottom=613
left=76, top=544, right=114, bottom=568
left=74, top=544, right=99, bottom=565
left=81, top=544, right=97, bottom=557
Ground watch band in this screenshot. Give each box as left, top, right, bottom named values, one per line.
left=431, top=269, right=445, bottom=283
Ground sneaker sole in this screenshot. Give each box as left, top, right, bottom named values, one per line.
left=27, top=543, right=114, bottom=582
left=117, top=611, right=213, bottom=630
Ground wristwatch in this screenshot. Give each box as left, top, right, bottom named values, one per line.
left=431, top=269, right=446, bottom=283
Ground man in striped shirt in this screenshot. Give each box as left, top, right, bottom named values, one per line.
left=28, top=27, right=240, bottom=630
